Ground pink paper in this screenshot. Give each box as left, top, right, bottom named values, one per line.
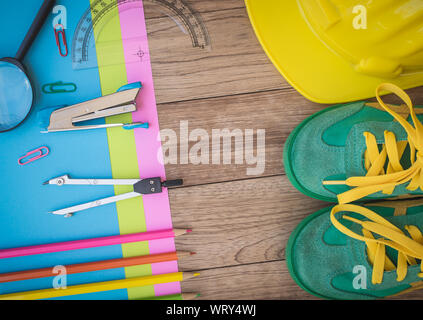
left=118, top=1, right=181, bottom=296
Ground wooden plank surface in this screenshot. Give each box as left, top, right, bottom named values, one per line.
left=145, top=0, right=423, bottom=300
left=159, top=86, right=423, bottom=187
left=158, top=88, right=324, bottom=186
left=172, top=175, right=327, bottom=270
left=170, top=176, right=423, bottom=300
left=145, top=0, right=288, bottom=104
left=144, top=0, right=244, bottom=18
left=180, top=260, right=423, bottom=300
left=181, top=261, right=316, bottom=300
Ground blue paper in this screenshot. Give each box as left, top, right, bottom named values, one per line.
left=0, top=0, right=128, bottom=300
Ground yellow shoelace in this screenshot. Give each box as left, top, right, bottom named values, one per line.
left=331, top=204, right=423, bottom=284
left=337, top=83, right=423, bottom=204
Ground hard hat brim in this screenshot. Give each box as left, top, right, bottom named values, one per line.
left=245, top=0, right=423, bottom=104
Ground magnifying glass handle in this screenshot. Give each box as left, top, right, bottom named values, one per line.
left=15, top=0, right=56, bottom=61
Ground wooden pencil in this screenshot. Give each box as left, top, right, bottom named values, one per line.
left=0, top=228, right=191, bottom=259
left=181, top=293, right=201, bottom=300
left=137, top=293, right=201, bottom=300
left=0, top=272, right=200, bottom=300
left=0, top=251, right=195, bottom=283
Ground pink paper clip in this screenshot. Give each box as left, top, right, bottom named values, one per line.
left=54, top=24, right=68, bottom=57
left=18, top=147, right=50, bottom=166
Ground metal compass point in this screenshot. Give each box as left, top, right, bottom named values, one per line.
left=45, top=174, right=183, bottom=217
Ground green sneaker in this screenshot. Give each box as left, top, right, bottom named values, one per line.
left=284, top=83, right=423, bottom=204
left=286, top=199, right=423, bottom=300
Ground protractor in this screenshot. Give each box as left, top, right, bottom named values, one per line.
left=72, top=0, right=210, bottom=70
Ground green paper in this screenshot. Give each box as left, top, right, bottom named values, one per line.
left=90, top=0, right=154, bottom=299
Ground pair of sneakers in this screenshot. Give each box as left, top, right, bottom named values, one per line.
left=284, top=83, right=423, bottom=299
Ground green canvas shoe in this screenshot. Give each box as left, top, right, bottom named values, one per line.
left=284, top=83, right=423, bottom=204
left=286, top=199, right=423, bottom=300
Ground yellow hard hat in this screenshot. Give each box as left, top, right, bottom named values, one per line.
left=245, top=0, right=423, bottom=103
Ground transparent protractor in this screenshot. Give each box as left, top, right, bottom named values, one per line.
left=72, top=0, right=211, bottom=70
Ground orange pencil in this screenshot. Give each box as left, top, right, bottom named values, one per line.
left=0, top=251, right=194, bottom=283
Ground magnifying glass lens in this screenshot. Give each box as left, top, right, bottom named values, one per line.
left=0, top=61, right=33, bottom=131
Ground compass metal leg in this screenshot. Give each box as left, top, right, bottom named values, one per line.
left=50, top=192, right=141, bottom=217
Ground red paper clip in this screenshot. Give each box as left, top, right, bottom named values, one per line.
left=54, top=24, right=68, bottom=57
left=18, top=147, right=50, bottom=166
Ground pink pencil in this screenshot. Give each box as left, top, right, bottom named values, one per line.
left=0, top=229, right=191, bottom=259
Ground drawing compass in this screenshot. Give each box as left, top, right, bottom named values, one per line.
left=44, top=174, right=183, bottom=217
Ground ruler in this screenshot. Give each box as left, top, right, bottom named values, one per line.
left=72, top=0, right=210, bottom=70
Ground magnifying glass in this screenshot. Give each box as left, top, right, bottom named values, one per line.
left=0, top=0, right=56, bottom=132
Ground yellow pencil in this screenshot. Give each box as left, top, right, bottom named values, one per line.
left=0, top=272, right=200, bottom=300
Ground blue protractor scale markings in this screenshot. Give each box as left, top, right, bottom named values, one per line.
left=72, top=0, right=210, bottom=70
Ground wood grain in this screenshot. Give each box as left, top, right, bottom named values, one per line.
left=171, top=175, right=327, bottom=270
left=144, top=0, right=423, bottom=300
left=180, top=259, right=423, bottom=300
left=171, top=170, right=423, bottom=300
left=181, top=261, right=317, bottom=300
left=158, top=88, right=324, bottom=186
left=143, top=0, right=245, bottom=19
left=182, top=0, right=246, bottom=13
left=158, top=86, right=423, bottom=187
left=145, top=4, right=287, bottom=104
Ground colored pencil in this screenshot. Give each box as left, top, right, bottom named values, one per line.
left=0, top=272, right=200, bottom=300
left=0, top=251, right=195, bottom=283
left=137, top=293, right=201, bottom=300
left=0, top=228, right=191, bottom=259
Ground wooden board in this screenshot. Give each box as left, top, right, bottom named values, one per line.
left=158, top=89, right=324, bottom=186
left=180, top=259, right=423, bottom=300
left=145, top=0, right=423, bottom=300
left=172, top=176, right=326, bottom=270
left=171, top=176, right=423, bottom=300
left=181, top=261, right=317, bottom=300
left=145, top=0, right=288, bottom=104
left=158, top=86, right=423, bottom=186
